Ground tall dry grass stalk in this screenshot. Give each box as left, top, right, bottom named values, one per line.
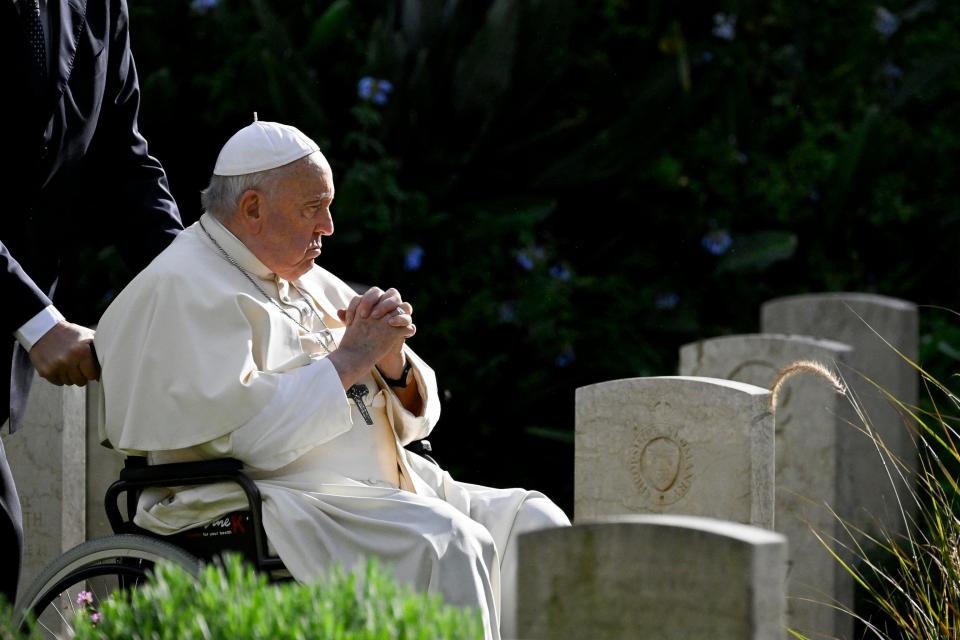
left=769, top=360, right=847, bottom=412
left=771, top=354, right=960, bottom=640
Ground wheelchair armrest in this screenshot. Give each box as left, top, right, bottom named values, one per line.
left=119, top=457, right=244, bottom=484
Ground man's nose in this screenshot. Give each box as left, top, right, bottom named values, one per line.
left=317, top=213, right=334, bottom=236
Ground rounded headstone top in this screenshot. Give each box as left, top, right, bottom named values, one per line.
left=680, top=333, right=853, bottom=354
left=577, top=375, right=770, bottom=398
left=761, top=292, right=915, bottom=312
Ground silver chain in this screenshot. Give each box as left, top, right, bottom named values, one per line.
left=198, top=219, right=336, bottom=353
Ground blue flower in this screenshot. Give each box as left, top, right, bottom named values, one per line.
left=654, top=292, right=680, bottom=310
left=190, top=0, right=217, bottom=11
left=554, top=347, right=576, bottom=368
left=881, top=62, right=904, bottom=94
left=358, top=77, right=375, bottom=99
left=516, top=252, right=535, bottom=271
left=404, top=245, right=424, bottom=271
left=372, top=81, right=393, bottom=105
left=358, top=77, right=394, bottom=105
left=498, top=303, right=517, bottom=323
left=548, top=264, right=572, bottom=281
left=882, top=62, right=903, bottom=80
left=874, top=7, right=900, bottom=38
left=701, top=229, right=733, bottom=256
left=712, top=13, right=736, bottom=41
left=881, top=62, right=904, bottom=88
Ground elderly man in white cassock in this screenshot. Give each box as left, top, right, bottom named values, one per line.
left=93, top=119, right=570, bottom=639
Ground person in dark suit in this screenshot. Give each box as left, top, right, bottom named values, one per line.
left=0, top=0, right=183, bottom=603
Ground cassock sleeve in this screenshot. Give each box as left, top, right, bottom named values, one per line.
left=380, top=345, right=441, bottom=445
left=193, top=357, right=353, bottom=471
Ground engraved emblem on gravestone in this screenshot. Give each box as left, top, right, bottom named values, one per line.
left=641, top=438, right=680, bottom=490
left=625, top=425, right=693, bottom=508
left=727, top=360, right=792, bottom=428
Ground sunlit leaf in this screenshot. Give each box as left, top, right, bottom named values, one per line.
left=714, top=231, right=798, bottom=273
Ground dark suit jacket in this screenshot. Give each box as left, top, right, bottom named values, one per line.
left=0, top=0, right=182, bottom=602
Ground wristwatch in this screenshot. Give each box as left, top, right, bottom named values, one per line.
left=379, top=360, right=412, bottom=388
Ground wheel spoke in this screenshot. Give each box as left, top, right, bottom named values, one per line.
left=49, top=597, right=74, bottom=638
left=36, top=617, right=57, bottom=637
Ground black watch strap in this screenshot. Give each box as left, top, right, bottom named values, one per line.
left=379, top=360, right=412, bottom=388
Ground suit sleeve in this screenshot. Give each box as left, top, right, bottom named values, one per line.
left=0, top=241, right=53, bottom=337
left=97, top=0, right=182, bottom=273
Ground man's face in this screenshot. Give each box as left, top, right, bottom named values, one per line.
left=256, top=153, right=335, bottom=281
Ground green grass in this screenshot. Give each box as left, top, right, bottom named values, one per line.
left=781, top=338, right=960, bottom=639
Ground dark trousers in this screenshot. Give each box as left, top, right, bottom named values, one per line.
left=1, top=339, right=28, bottom=606
left=0, top=437, right=21, bottom=607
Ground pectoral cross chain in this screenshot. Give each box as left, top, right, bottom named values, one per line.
left=346, top=384, right=373, bottom=425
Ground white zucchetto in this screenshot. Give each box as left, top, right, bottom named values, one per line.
left=213, top=120, right=320, bottom=176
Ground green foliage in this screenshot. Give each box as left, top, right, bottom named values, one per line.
left=0, top=597, right=39, bottom=640
left=93, top=0, right=960, bottom=508
left=65, top=555, right=482, bottom=640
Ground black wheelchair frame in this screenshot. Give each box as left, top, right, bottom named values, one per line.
left=105, top=455, right=284, bottom=575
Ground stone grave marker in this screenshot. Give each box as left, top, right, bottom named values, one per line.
left=575, top=376, right=774, bottom=528
left=516, top=514, right=787, bottom=640
left=85, top=380, right=125, bottom=541
left=761, top=293, right=918, bottom=539
left=680, top=334, right=853, bottom=639
left=2, top=375, right=86, bottom=595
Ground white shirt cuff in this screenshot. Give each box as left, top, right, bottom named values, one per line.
left=15, top=305, right=65, bottom=350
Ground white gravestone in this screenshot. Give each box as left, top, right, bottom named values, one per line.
left=575, top=376, right=774, bottom=528
left=680, top=334, right=854, bottom=639
left=761, top=293, right=918, bottom=539
left=516, top=515, right=788, bottom=640
left=1, top=376, right=86, bottom=595
left=85, top=381, right=125, bottom=540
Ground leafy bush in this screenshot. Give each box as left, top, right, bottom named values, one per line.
left=0, top=598, right=39, bottom=640
left=62, top=556, right=482, bottom=640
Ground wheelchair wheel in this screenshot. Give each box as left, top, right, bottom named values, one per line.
left=17, top=534, right=201, bottom=638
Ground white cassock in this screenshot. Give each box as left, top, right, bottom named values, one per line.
left=94, top=213, right=570, bottom=640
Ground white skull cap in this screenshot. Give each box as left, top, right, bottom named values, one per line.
left=213, top=119, right=320, bottom=176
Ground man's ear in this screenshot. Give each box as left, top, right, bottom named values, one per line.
left=237, top=189, right=264, bottom=234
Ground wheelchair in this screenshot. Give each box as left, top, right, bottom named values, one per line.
left=15, top=440, right=436, bottom=638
